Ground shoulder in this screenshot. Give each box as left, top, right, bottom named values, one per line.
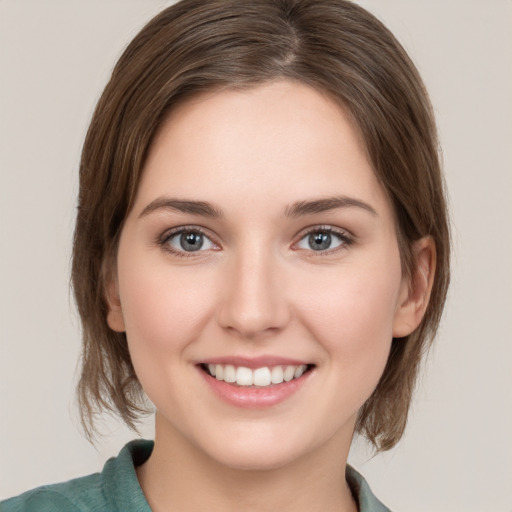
left=346, top=465, right=393, bottom=512
left=0, top=473, right=103, bottom=512
left=1, top=439, right=154, bottom=512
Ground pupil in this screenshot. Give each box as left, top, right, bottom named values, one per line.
left=309, top=232, right=331, bottom=251
left=180, top=232, right=203, bottom=251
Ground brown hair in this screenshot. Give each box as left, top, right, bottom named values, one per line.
left=72, top=0, right=450, bottom=451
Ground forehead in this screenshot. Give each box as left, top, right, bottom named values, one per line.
left=135, top=80, right=390, bottom=219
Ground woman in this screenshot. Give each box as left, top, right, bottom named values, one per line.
left=1, top=1, right=450, bottom=511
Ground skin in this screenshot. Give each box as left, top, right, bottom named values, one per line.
left=107, top=80, right=434, bottom=512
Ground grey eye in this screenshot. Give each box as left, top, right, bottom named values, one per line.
left=167, top=231, right=215, bottom=252
left=180, top=232, right=203, bottom=251
left=296, top=230, right=345, bottom=252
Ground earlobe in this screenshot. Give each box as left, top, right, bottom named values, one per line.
left=392, top=236, right=436, bottom=338
left=105, top=278, right=126, bottom=333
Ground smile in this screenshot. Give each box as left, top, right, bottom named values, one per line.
left=203, top=363, right=310, bottom=387
left=197, top=359, right=315, bottom=408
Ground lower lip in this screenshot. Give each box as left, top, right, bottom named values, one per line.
left=198, top=368, right=312, bottom=408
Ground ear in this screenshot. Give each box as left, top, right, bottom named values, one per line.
left=105, top=275, right=126, bottom=333
left=392, top=236, right=436, bottom=338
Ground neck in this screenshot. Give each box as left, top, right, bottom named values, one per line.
left=137, top=418, right=358, bottom=512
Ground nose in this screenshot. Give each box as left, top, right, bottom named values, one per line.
left=216, top=246, right=291, bottom=340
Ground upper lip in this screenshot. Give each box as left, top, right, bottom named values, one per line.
left=197, top=355, right=312, bottom=369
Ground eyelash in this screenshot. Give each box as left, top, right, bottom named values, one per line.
left=157, top=226, right=217, bottom=258
left=157, top=225, right=354, bottom=258
left=294, top=226, right=354, bottom=256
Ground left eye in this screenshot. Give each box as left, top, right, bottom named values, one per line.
left=165, top=230, right=215, bottom=253
left=296, top=229, right=347, bottom=252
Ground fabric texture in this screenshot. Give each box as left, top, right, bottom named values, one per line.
left=1, top=439, right=391, bottom=512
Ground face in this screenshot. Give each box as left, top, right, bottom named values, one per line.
left=108, top=81, right=423, bottom=471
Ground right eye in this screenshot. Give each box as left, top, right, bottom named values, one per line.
left=161, top=228, right=216, bottom=255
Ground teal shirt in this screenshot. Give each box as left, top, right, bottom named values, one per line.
left=1, top=440, right=391, bottom=512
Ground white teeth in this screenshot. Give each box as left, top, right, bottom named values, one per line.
left=253, top=367, right=272, bottom=387
left=205, top=363, right=309, bottom=386
left=235, top=366, right=253, bottom=386
left=223, top=364, right=236, bottom=383
left=294, top=365, right=307, bottom=378
left=283, top=365, right=296, bottom=382
left=271, top=366, right=284, bottom=384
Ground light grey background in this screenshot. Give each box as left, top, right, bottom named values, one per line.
left=1, top=1, right=511, bottom=510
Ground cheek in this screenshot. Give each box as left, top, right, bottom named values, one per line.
left=117, top=260, right=220, bottom=413
left=295, top=256, right=402, bottom=371
left=117, top=257, right=216, bottom=357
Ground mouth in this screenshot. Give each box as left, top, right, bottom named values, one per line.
left=198, top=363, right=315, bottom=387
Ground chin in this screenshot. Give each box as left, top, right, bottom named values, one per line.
left=192, top=422, right=331, bottom=472
left=206, top=442, right=303, bottom=472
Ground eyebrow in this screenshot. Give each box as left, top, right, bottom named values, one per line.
left=139, top=194, right=377, bottom=219
left=283, top=195, right=378, bottom=217
left=139, top=198, right=223, bottom=218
